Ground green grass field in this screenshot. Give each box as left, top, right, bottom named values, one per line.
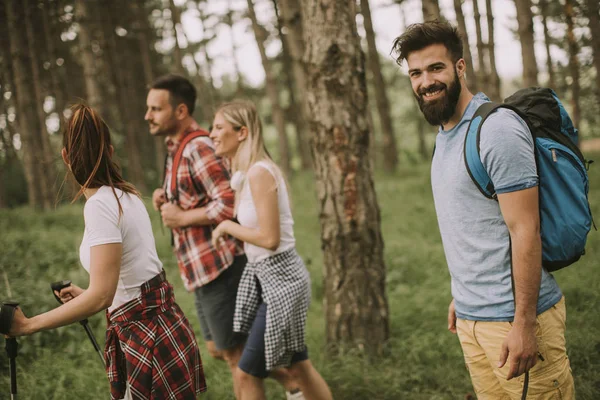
left=0, top=158, right=598, bottom=399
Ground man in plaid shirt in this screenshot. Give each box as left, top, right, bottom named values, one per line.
left=145, top=74, right=248, bottom=396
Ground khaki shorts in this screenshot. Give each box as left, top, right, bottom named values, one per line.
left=456, top=297, right=575, bottom=399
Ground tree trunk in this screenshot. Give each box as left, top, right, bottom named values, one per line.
left=6, top=0, right=47, bottom=208
left=168, top=0, right=186, bottom=75
left=0, top=68, right=18, bottom=209
left=565, top=0, right=581, bottom=129
left=41, top=1, right=66, bottom=130
left=226, top=1, right=245, bottom=95
left=25, top=0, right=56, bottom=208
left=514, top=0, right=539, bottom=87
left=170, top=0, right=213, bottom=124
left=361, top=0, right=399, bottom=172
left=103, top=3, right=148, bottom=192
left=485, top=0, right=501, bottom=101
left=585, top=0, right=600, bottom=105
left=247, top=0, right=291, bottom=177
left=274, top=0, right=312, bottom=170
left=453, top=0, right=478, bottom=91
left=197, top=3, right=220, bottom=107
left=75, top=0, right=104, bottom=113
left=539, top=0, right=556, bottom=90
left=422, top=0, right=442, bottom=21
left=131, top=0, right=165, bottom=180
left=472, top=0, right=489, bottom=91
left=299, top=0, right=389, bottom=354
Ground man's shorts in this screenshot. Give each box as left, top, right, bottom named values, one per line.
left=456, top=296, right=574, bottom=400
left=193, top=255, right=247, bottom=350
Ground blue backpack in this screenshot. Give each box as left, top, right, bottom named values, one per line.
left=464, top=87, right=595, bottom=271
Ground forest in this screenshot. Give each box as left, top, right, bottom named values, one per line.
left=0, top=0, right=599, bottom=398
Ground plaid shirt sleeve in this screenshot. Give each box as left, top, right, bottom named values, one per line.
left=185, top=140, right=235, bottom=224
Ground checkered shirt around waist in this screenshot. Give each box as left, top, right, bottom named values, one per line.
left=233, top=248, right=311, bottom=371
left=105, top=270, right=206, bottom=399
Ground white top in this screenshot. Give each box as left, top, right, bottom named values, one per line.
left=236, top=161, right=295, bottom=263
left=79, top=186, right=163, bottom=311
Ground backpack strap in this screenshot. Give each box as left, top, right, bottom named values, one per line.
left=463, top=102, right=524, bottom=201
left=164, top=130, right=210, bottom=202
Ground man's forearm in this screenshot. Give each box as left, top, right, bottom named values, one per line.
left=510, top=229, right=542, bottom=325
left=182, top=207, right=212, bottom=226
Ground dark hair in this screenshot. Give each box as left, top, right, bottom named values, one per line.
left=391, top=21, right=463, bottom=66
left=150, top=74, right=196, bottom=115
left=63, top=104, right=139, bottom=215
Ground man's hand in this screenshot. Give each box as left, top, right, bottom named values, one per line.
left=152, top=188, right=166, bottom=211
left=448, top=299, right=457, bottom=334
left=161, top=203, right=187, bottom=229
left=498, top=322, right=538, bottom=380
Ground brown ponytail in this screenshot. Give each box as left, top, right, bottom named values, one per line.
left=62, top=104, right=140, bottom=216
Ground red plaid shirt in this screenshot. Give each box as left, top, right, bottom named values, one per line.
left=164, top=121, right=244, bottom=291
left=105, top=271, right=206, bottom=399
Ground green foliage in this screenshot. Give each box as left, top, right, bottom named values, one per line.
left=1, top=157, right=599, bottom=399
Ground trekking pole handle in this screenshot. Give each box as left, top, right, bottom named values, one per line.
left=50, top=280, right=72, bottom=304
left=50, top=280, right=89, bottom=325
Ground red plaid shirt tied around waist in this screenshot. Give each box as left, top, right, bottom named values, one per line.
left=163, top=121, right=243, bottom=291
left=105, top=270, right=206, bottom=400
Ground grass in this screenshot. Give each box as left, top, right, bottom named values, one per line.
left=0, top=156, right=599, bottom=399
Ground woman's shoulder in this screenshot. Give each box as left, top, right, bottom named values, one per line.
left=84, top=187, right=132, bottom=218
left=248, top=160, right=280, bottom=181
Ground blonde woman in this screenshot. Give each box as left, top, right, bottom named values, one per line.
left=210, top=101, right=333, bottom=400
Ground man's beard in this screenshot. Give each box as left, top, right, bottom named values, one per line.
left=150, top=117, right=178, bottom=137
left=414, top=69, right=462, bottom=126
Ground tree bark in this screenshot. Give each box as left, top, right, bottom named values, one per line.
left=565, top=0, right=581, bottom=129
left=360, top=0, right=399, bottom=172
left=485, top=0, right=501, bottom=101
left=472, top=0, right=489, bottom=91
left=247, top=0, right=291, bottom=176
left=513, top=0, right=539, bottom=87
left=584, top=0, right=600, bottom=105
left=197, top=5, right=220, bottom=107
left=5, top=0, right=45, bottom=208
left=168, top=0, right=186, bottom=75
left=226, top=1, right=245, bottom=94
left=25, top=0, right=56, bottom=208
left=170, top=0, right=213, bottom=125
left=131, top=0, right=165, bottom=180
left=299, top=0, right=389, bottom=354
left=538, top=0, right=556, bottom=89
left=422, top=0, right=442, bottom=21
left=75, top=0, right=104, bottom=113
left=274, top=0, right=312, bottom=170
left=103, top=2, right=148, bottom=192
left=453, top=0, right=478, bottom=91
left=41, top=1, right=66, bottom=130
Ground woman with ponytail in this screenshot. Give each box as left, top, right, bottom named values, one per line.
left=8, top=104, right=207, bottom=399
left=210, top=100, right=332, bottom=400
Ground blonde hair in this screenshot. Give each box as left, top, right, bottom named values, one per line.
left=215, top=100, right=289, bottom=209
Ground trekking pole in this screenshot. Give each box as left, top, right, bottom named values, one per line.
left=50, top=280, right=105, bottom=366
left=0, top=300, right=20, bottom=400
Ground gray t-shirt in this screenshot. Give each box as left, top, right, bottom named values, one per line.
left=431, top=92, right=562, bottom=321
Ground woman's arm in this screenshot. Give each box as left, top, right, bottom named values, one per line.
left=213, top=166, right=281, bottom=251
left=10, top=243, right=121, bottom=336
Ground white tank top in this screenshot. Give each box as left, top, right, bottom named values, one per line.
left=79, top=186, right=163, bottom=311
left=236, top=161, right=295, bottom=263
